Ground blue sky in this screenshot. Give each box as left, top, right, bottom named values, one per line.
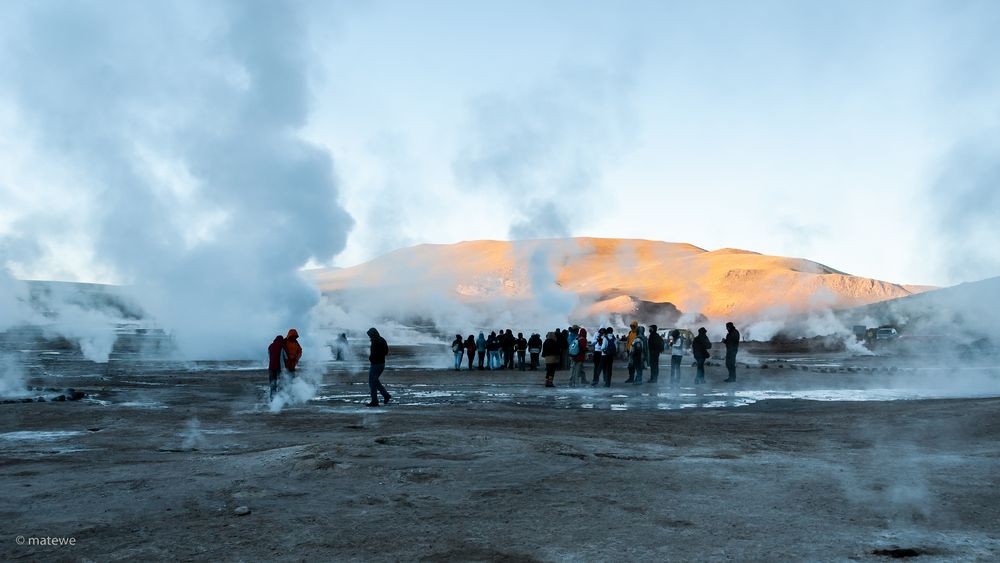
left=2, top=0, right=999, bottom=287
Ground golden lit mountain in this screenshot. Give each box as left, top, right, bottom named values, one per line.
left=311, top=238, right=929, bottom=327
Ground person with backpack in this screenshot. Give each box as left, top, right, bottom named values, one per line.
left=591, top=327, right=605, bottom=386
left=647, top=325, right=664, bottom=383
left=632, top=326, right=647, bottom=384
left=692, top=327, right=712, bottom=384
left=528, top=333, right=543, bottom=370
left=516, top=332, right=528, bottom=371
left=451, top=334, right=464, bottom=371
left=601, top=327, right=617, bottom=387
left=464, top=335, right=477, bottom=370
left=668, top=329, right=686, bottom=385
left=567, top=326, right=588, bottom=386
left=366, top=327, right=391, bottom=407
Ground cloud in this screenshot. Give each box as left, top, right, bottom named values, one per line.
left=0, top=1, right=353, bottom=358
left=928, top=133, right=1000, bottom=284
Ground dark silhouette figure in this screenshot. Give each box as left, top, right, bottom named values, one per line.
left=528, top=333, right=542, bottom=370
left=502, top=329, right=516, bottom=369
left=464, top=335, right=476, bottom=370
left=647, top=325, right=663, bottom=383
left=723, top=322, right=740, bottom=382
left=516, top=332, right=528, bottom=371
left=366, top=327, right=391, bottom=406
left=476, top=332, right=487, bottom=370
left=267, top=335, right=285, bottom=399
left=602, top=327, right=617, bottom=387
left=542, top=332, right=559, bottom=387
left=692, top=327, right=712, bottom=384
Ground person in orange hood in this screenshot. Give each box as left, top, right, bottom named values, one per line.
left=284, top=329, right=302, bottom=373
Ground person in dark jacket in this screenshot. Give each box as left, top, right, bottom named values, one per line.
left=557, top=329, right=569, bottom=370
left=366, top=327, right=391, bottom=406
left=464, top=335, right=477, bottom=370
left=515, top=333, right=528, bottom=371
left=502, top=329, right=516, bottom=369
left=722, top=322, right=740, bottom=382
left=542, top=332, right=559, bottom=387
left=692, top=327, right=712, bottom=384
left=267, top=335, right=285, bottom=399
left=528, top=333, right=542, bottom=370
left=486, top=331, right=501, bottom=370
left=602, top=327, right=617, bottom=387
left=476, top=332, right=487, bottom=370
left=647, top=325, right=664, bottom=383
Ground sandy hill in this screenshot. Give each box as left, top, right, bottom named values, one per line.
left=312, top=238, right=928, bottom=328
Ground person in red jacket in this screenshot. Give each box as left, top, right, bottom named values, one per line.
left=284, top=329, right=302, bottom=373
left=267, top=335, right=285, bottom=399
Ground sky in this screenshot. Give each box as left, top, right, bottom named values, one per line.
left=1, top=0, right=999, bottom=289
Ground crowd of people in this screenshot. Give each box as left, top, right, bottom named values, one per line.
left=449, top=321, right=742, bottom=387
left=267, top=320, right=742, bottom=407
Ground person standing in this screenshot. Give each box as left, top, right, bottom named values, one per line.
left=516, top=332, right=528, bottom=371
left=284, top=328, right=303, bottom=374
left=647, top=325, right=663, bottom=383
left=591, top=328, right=605, bottom=386
left=476, top=332, right=487, bottom=370
left=502, top=329, right=516, bottom=369
left=624, top=321, right=639, bottom=383
left=602, top=327, right=617, bottom=387
left=568, top=326, right=588, bottom=386
left=487, top=331, right=501, bottom=370
left=464, top=335, right=477, bottom=370
left=335, top=333, right=348, bottom=361
left=692, top=327, right=712, bottom=384
left=542, top=332, right=559, bottom=387
left=723, top=322, right=740, bottom=382
left=366, top=327, right=391, bottom=407
left=451, top=334, right=464, bottom=371
left=267, top=335, right=285, bottom=399
left=528, top=333, right=542, bottom=370
left=632, top=326, right=647, bottom=385
left=668, top=329, right=685, bottom=385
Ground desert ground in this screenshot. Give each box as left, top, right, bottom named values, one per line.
left=3, top=346, right=1000, bottom=562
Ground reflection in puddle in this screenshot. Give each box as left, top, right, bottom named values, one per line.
left=0, top=430, right=84, bottom=441
left=307, top=383, right=1000, bottom=412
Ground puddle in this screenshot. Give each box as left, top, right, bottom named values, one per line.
left=0, top=430, right=84, bottom=441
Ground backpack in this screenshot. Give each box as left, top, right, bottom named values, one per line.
left=568, top=336, right=580, bottom=356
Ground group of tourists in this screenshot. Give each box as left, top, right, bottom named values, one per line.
left=450, top=321, right=742, bottom=387
left=267, top=320, right=742, bottom=407
left=450, top=330, right=545, bottom=372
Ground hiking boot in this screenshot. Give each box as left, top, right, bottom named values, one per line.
left=723, top=377, right=736, bottom=383
left=366, top=401, right=379, bottom=407
left=383, top=394, right=391, bottom=405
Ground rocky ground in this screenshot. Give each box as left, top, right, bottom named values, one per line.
left=2, top=358, right=1000, bottom=562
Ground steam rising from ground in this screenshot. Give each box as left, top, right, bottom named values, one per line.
left=0, top=1, right=352, bottom=359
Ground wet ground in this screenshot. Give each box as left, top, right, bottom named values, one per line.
left=2, top=346, right=1000, bottom=561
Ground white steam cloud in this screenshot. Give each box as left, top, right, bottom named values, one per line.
left=0, top=1, right=352, bottom=359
